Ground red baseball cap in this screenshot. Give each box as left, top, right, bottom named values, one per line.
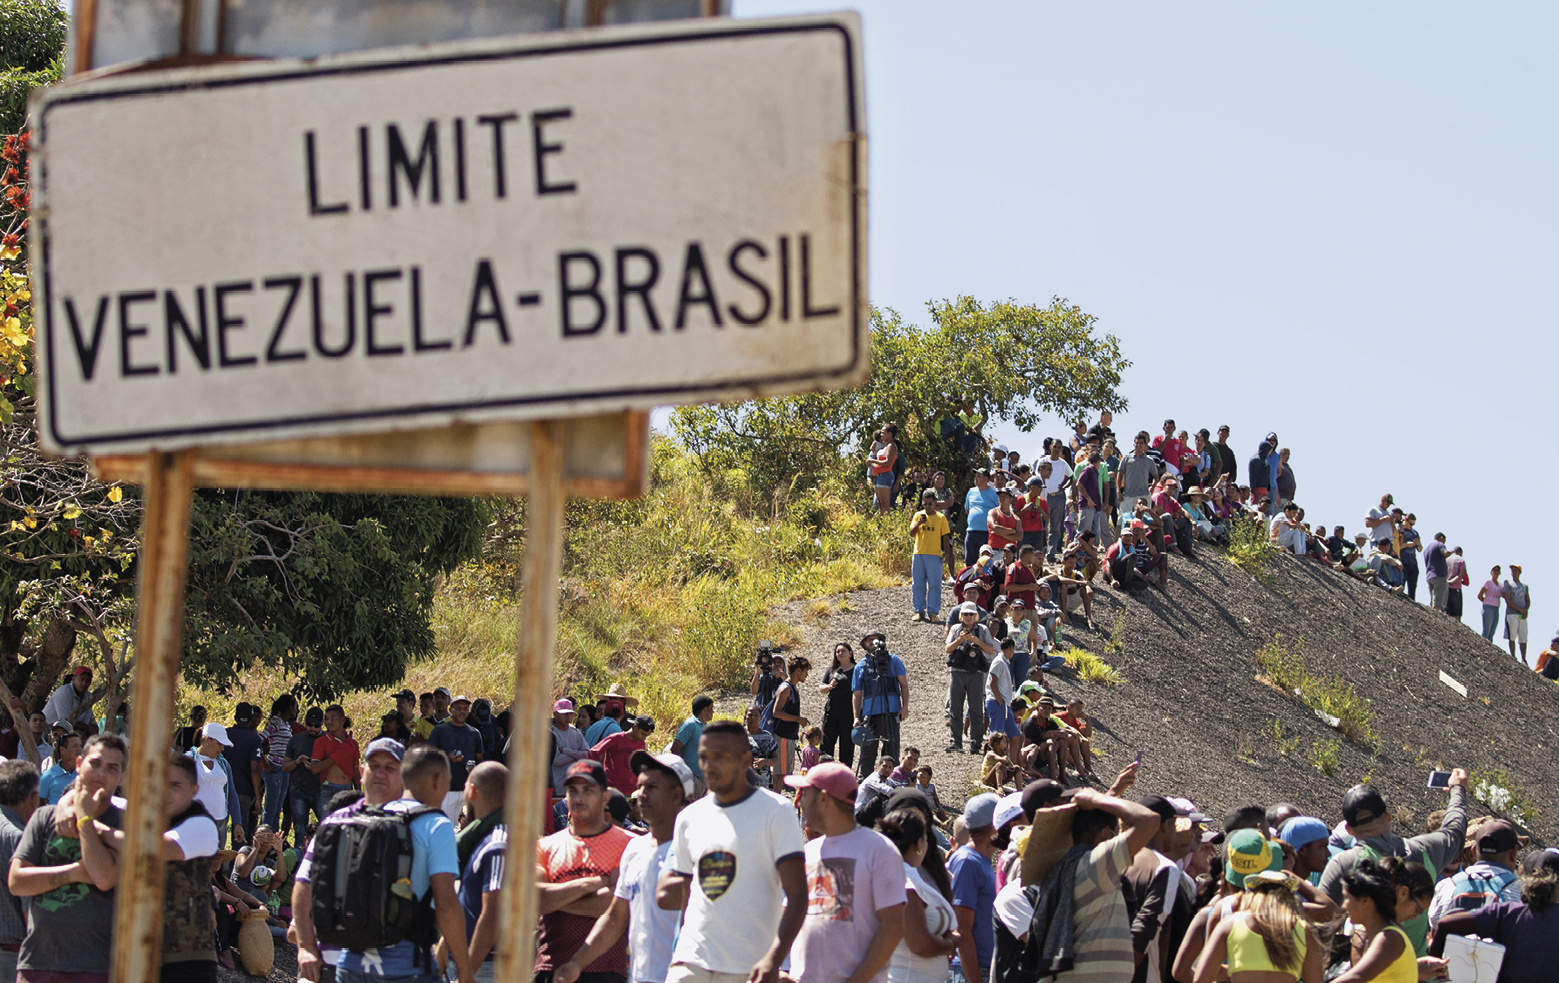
left=784, top=762, right=857, bottom=804
left=72, top=666, right=92, bottom=677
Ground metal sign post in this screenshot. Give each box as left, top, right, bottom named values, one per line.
left=33, top=7, right=866, bottom=983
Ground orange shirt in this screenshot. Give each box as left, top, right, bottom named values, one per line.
left=535, top=824, right=634, bottom=972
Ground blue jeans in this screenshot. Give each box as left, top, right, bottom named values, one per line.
left=912, top=554, right=942, bottom=615
left=1482, top=605, right=1500, bottom=641
left=1010, top=650, right=1029, bottom=690
left=290, top=787, right=325, bottom=841
left=964, top=529, right=987, bottom=565
left=338, top=967, right=442, bottom=983
left=262, top=768, right=289, bottom=829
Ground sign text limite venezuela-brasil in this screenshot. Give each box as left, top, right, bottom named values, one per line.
left=32, top=14, right=866, bottom=456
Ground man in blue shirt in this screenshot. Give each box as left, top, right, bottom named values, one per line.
left=948, top=793, right=998, bottom=983
left=38, top=732, right=80, bottom=804
left=669, top=695, right=714, bottom=792
left=429, top=696, right=484, bottom=820
left=851, top=629, right=910, bottom=781
left=294, top=739, right=474, bottom=983
left=963, top=469, right=999, bottom=564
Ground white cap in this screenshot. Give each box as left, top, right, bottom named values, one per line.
left=201, top=722, right=234, bottom=748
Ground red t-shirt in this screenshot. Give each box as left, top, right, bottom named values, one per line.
left=987, top=508, right=1020, bottom=549
left=311, top=732, right=359, bottom=782
left=1004, top=562, right=1039, bottom=606
left=589, top=731, right=646, bottom=794
left=535, top=824, right=634, bottom=972
left=1015, top=493, right=1048, bottom=532
left=1152, top=436, right=1184, bottom=473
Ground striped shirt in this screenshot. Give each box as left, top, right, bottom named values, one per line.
left=1055, top=831, right=1134, bottom=982
left=261, top=716, right=293, bottom=766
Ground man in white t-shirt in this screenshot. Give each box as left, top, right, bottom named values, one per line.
left=558, top=751, right=695, bottom=983
left=657, top=721, right=807, bottom=983
left=784, top=763, right=906, bottom=983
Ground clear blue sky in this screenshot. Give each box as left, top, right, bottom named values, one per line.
left=676, top=0, right=1553, bottom=645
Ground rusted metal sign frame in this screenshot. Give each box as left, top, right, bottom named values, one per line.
left=90, top=411, right=651, bottom=500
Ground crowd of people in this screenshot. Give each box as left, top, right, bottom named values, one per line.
left=885, top=414, right=1551, bottom=676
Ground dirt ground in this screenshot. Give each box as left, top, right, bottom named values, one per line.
left=772, top=547, right=1559, bottom=841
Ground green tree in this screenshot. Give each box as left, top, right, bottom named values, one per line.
left=672, top=296, right=1130, bottom=501
left=0, top=0, right=64, bottom=134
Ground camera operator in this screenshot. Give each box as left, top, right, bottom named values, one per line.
left=748, top=643, right=785, bottom=733
left=851, top=630, right=909, bottom=781
left=944, top=602, right=995, bottom=755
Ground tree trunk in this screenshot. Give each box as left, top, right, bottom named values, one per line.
left=20, top=618, right=76, bottom=717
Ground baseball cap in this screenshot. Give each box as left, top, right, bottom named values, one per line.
left=1521, top=848, right=1559, bottom=877
left=959, top=602, right=979, bottom=615
left=200, top=722, right=234, bottom=748
left=963, top=792, right=999, bottom=830
left=72, top=666, right=92, bottom=678
left=1279, top=816, right=1330, bottom=850
left=365, top=737, right=405, bottom=761
left=1017, top=682, right=1042, bottom=700
left=1026, top=476, right=1044, bottom=487
left=1166, top=797, right=1212, bottom=824
left=1341, top=785, right=1388, bottom=829
left=993, top=792, right=1025, bottom=831
left=1011, top=599, right=1027, bottom=610
left=450, top=694, right=472, bottom=706
left=303, top=707, right=324, bottom=727
left=993, top=595, right=1009, bottom=607
left=1225, top=829, right=1282, bottom=887
left=1021, top=779, right=1063, bottom=817
left=565, top=759, right=609, bottom=789
left=978, top=544, right=994, bottom=555
left=391, top=688, right=415, bottom=702
left=1137, top=794, right=1178, bottom=826
left=553, top=699, right=576, bottom=714
left=630, top=750, right=696, bottom=799
left=1477, top=820, right=1521, bottom=857
left=434, top=686, right=452, bottom=699
left=784, top=762, right=857, bottom=804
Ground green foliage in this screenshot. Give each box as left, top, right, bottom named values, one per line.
left=0, top=0, right=66, bottom=134
left=1253, top=635, right=1376, bottom=746
left=1224, top=512, right=1278, bottom=581
left=1266, top=717, right=1299, bottom=756
left=1065, top=648, right=1124, bottom=685
left=1102, top=609, right=1128, bottom=656
left=673, top=298, right=1130, bottom=502
left=180, top=491, right=485, bottom=699
left=1309, top=739, right=1341, bottom=776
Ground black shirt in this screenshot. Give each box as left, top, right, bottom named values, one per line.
left=821, top=664, right=855, bottom=722
left=1216, top=442, right=1237, bottom=483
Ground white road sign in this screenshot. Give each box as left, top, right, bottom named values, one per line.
left=33, top=13, right=866, bottom=456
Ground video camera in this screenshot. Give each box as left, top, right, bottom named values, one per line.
left=755, top=639, right=776, bottom=672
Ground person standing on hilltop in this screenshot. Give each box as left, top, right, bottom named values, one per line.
left=964, top=469, right=999, bottom=565
left=1423, top=533, right=1451, bottom=613
left=1445, top=547, right=1469, bottom=620
left=910, top=490, right=952, bottom=624
left=1478, top=565, right=1504, bottom=642
left=1503, top=565, right=1531, bottom=666
left=1247, top=441, right=1273, bottom=513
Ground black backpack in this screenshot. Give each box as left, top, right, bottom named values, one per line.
left=309, top=804, right=445, bottom=957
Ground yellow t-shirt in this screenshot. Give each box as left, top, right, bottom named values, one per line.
left=912, top=511, right=950, bottom=556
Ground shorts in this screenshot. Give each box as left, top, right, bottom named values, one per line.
left=667, top=967, right=749, bottom=983
left=985, top=699, right=1020, bottom=738
left=872, top=471, right=894, bottom=487
left=1506, top=614, right=1528, bottom=643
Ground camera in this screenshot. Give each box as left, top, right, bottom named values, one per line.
left=868, top=638, right=891, bottom=668
left=756, top=639, right=776, bottom=672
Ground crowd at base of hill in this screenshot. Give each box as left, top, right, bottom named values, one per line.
left=889, top=414, right=1553, bottom=683
left=0, top=671, right=1551, bottom=983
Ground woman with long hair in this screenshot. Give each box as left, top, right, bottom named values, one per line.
left=1352, top=858, right=1436, bottom=973
left=817, top=642, right=856, bottom=770
left=1330, top=860, right=1418, bottom=983
left=867, top=427, right=898, bottom=513
left=878, top=808, right=958, bottom=983
left=1193, top=871, right=1322, bottom=983
left=768, top=656, right=810, bottom=792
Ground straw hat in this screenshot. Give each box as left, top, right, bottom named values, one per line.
left=594, top=682, right=640, bottom=708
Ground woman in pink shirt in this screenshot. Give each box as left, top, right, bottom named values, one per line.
left=1478, top=565, right=1503, bottom=641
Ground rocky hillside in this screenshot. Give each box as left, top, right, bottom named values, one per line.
left=778, top=548, right=1558, bottom=840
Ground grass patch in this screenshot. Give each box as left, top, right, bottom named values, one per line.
left=1267, top=718, right=1299, bottom=757
left=1224, top=512, right=1279, bottom=582
left=1102, top=610, right=1128, bottom=656
left=1309, top=739, right=1341, bottom=776
left=1468, top=765, right=1540, bottom=827
left=1066, top=649, right=1125, bottom=686
left=1253, top=635, right=1376, bottom=747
